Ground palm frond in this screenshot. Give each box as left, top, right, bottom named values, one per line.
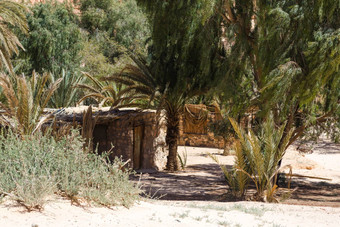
left=75, top=84, right=101, bottom=94
left=101, top=74, right=136, bottom=86
left=81, top=72, right=104, bottom=90
left=0, top=72, right=61, bottom=135
left=0, top=1, right=28, bottom=73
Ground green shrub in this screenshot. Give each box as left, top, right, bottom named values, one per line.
left=0, top=131, right=140, bottom=211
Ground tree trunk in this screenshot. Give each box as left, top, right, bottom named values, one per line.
left=165, top=108, right=180, bottom=171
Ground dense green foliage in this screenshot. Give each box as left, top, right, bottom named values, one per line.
left=80, top=39, right=116, bottom=78
left=79, top=0, right=149, bottom=50
left=137, top=0, right=222, bottom=97
left=15, top=2, right=83, bottom=76
left=0, top=131, right=139, bottom=210
left=78, top=0, right=150, bottom=79
left=216, top=0, right=340, bottom=145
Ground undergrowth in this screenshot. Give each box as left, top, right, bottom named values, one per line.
left=0, top=131, right=140, bottom=211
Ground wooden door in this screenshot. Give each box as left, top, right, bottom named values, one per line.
left=133, top=125, right=144, bottom=169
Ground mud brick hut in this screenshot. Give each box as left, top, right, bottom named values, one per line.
left=178, top=104, right=225, bottom=149
left=50, top=106, right=167, bottom=171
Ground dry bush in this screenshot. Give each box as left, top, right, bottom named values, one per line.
left=0, top=131, right=140, bottom=211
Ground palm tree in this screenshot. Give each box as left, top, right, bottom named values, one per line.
left=76, top=72, right=148, bottom=108
left=106, top=54, right=198, bottom=171
left=49, top=69, right=84, bottom=108
left=0, top=72, right=62, bottom=136
left=0, top=1, right=28, bottom=74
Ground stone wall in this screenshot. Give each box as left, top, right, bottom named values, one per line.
left=106, top=119, right=134, bottom=164
left=92, top=110, right=167, bottom=171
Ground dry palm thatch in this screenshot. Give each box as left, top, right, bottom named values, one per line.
left=0, top=1, right=28, bottom=74
left=0, top=72, right=62, bottom=136
left=183, top=104, right=209, bottom=134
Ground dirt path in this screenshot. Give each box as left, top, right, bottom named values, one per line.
left=133, top=142, right=340, bottom=207
left=133, top=147, right=233, bottom=201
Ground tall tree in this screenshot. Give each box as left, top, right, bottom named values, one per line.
left=217, top=0, right=340, bottom=147
left=0, top=0, right=28, bottom=74
left=114, top=0, right=224, bottom=171
left=78, top=0, right=150, bottom=66
left=16, top=1, right=83, bottom=76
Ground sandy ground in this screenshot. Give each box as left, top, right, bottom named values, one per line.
left=0, top=140, right=339, bottom=227
left=1, top=199, right=340, bottom=227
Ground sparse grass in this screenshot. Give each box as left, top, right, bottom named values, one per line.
left=149, top=213, right=156, bottom=221
left=231, top=204, right=268, bottom=217
left=218, top=220, right=231, bottom=226
left=184, top=203, right=230, bottom=212
left=179, top=210, right=190, bottom=218
left=0, top=131, right=140, bottom=211
left=271, top=224, right=284, bottom=227
left=183, top=203, right=268, bottom=218
left=193, top=216, right=203, bottom=221
left=177, top=146, right=188, bottom=170
left=139, top=181, right=166, bottom=200
left=171, top=210, right=190, bottom=219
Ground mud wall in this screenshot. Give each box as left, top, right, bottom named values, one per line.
left=92, top=111, right=167, bottom=170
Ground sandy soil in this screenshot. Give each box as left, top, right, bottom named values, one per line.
left=0, top=140, right=339, bottom=227
left=1, top=199, right=339, bottom=227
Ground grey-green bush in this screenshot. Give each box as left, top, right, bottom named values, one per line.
left=0, top=131, right=139, bottom=211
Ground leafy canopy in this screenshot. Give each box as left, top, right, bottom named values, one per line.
left=79, top=0, right=149, bottom=50
left=215, top=0, right=340, bottom=143
left=16, top=1, right=83, bottom=76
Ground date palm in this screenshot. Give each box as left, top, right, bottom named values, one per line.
left=76, top=72, right=148, bottom=108
left=0, top=72, right=62, bottom=136
left=107, top=53, right=203, bottom=171
left=0, top=1, right=28, bottom=73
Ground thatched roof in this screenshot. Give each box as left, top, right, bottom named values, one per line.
left=45, top=106, right=156, bottom=124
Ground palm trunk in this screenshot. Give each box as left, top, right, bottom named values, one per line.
left=165, top=107, right=180, bottom=171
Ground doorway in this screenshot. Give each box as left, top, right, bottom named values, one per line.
left=133, top=125, right=144, bottom=169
